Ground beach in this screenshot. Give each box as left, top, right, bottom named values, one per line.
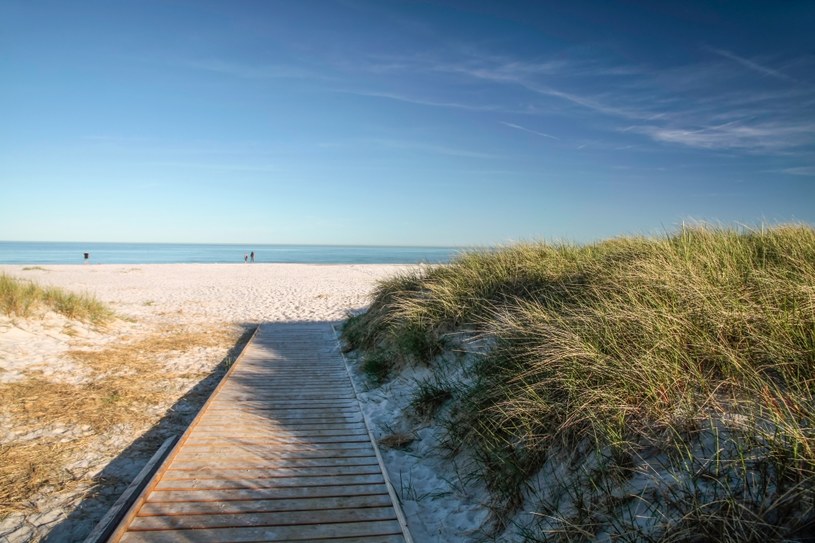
left=0, top=263, right=415, bottom=542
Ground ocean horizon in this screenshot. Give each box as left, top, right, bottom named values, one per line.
left=0, top=241, right=463, bottom=265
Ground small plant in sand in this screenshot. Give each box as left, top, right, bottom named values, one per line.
left=343, top=224, right=815, bottom=541
left=0, top=273, right=112, bottom=324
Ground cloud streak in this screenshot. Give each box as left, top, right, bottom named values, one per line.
left=626, top=120, right=815, bottom=152
left=181, top=58, right=321, bottom=80
left=707, top=47, right=795, bottom=82
left=500, top=121, right=559, bottom=140
left=335, top=89, right=513, bottom=112
left=780, top=166, right=815, bottom=176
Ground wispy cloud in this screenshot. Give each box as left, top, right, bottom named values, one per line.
left=139, top=161, right=283, bottom=172
left=431, top=57, right=663, bottom=121
left=706, top=47, right=795, bottom=82
left=369, top=139, right=502, bottom=159
left=500, top=121, right=559, bottom=140
left=336, top=89, right=513, bottom=112
left=626, top=120, right=815, bottom=152
left=779, top=166, right=815, bottom=176
left=182, top=58, right=321, bottom=80
left=325, top=138, right=502, bottom=160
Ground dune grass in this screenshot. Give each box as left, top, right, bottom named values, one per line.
left=0, top=273, right=112, bottom=324
left=342, top=224, right=815, bottom=541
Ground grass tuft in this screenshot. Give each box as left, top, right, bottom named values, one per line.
left=411, top=378, right=454, bottom=420
left=0, top=273, right=113, bottom=324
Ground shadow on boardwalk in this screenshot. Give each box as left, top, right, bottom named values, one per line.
left=42, top=324, right=257, bottom=543
left=96, top=320, right=407, bottom=543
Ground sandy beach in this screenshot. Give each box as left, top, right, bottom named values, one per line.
left=0, top=263, right=413, bottom=542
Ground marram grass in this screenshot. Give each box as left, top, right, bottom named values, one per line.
left=343, top=224, right=815, bottom=541
left=0, top=273, right=113, bottom=324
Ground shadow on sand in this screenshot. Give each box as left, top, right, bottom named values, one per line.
left=42, top=323, right=257, bottom=543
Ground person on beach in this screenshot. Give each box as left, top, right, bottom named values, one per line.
left=250, top=251, right=254, bottom=262
left=244, top=254, right=248, bottom=263
left=83, top=252, right=89, bottom=263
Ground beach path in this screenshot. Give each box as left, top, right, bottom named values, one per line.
left=106, top=322, right=411, bottom=543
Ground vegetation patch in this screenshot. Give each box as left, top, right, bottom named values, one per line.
left=342, top=224, right=815, bottom=541
left=0, top=324, right=250, bottom=515
left=0, top=273, right=112, bottom=324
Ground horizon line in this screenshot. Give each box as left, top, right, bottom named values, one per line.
left=0, top=240, right=472, bottom=249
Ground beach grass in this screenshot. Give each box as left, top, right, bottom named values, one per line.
left=0, top=273, right=112, bottom=324
left=342, top=224, right=815, bottom=541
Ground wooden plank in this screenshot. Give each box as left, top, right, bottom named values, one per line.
left=218, top=380, right=351, bottom=388
left=180, top=436, right=372, bottom=448
left=137, top=494, right=394, bottom=516
left=172, top=445, right=375, bottom=458
left=203, top=408, right=360, bottom=416
left=202, top=407, right=361, bottom=417
left=207, top=400, right=359, bottom=408
left=213, top=393, right=356, bottom=401
left=186, top=434, right=370, bottom=443
left=199, top=416, right=363, bottom=426
left=190, top=429, right=367, bottom=438
left=167, top=455, right=379, bottom=470
left=189, top=427, right=368, bottom=437
left=119, top=520, right=403, bottom=542
left=222, top=379, right=351, bottom=384
left=167, top=460, right=378, bottom=472
left=146, top=483, right=391, bottom=503
left=129, top=506, right=397, bottom=530
left=197, top=418, right=365, bottom=428
left=217, top=383, right=352, bottom=390
left=154, top=473, right=385, bottom=491
left=161, top=464, right=381, bottom=480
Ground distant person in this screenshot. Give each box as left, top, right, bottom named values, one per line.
left=250, top=251, right=255, bottom=263
left=244, top=254, right=248, bottom=263
left=83, top=252, right=89, bottom=263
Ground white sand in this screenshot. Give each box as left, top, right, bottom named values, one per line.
left=1, top=263, right=408, bottom=324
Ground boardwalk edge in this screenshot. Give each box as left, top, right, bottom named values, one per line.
left=97, top=323, right=262, bottom=543
left=332, top=323, right=416, bottom=543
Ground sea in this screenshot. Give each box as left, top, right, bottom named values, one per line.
left=0, top=241, right=464, bottom=265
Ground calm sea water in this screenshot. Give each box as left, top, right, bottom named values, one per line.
left=0, top=241, right=463, bottom=265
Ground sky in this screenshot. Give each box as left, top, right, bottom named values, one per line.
left=1, top=0, right=813, bottom=246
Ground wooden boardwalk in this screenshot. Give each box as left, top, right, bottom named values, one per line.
left=108, top=322, right=411, bottom=543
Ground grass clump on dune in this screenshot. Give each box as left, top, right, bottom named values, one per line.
left=0, top=273, right=113, bottom=324
left=342, top=224, right=815, bottom=541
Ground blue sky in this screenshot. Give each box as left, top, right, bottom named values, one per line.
left=1, top=1, right=813, bottom=246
